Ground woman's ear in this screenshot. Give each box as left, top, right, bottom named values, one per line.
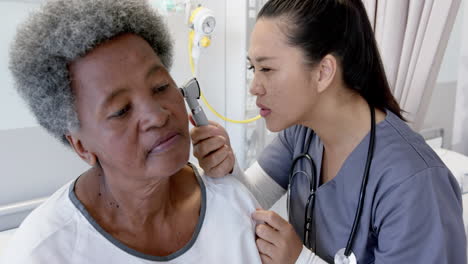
left=316, top=54, right=337, bottom=94
left=66, top=134, right=97, bottom=166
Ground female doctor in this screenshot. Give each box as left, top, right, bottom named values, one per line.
left=191, top=0, right=466, bottom=263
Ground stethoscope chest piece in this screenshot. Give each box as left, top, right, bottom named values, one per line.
left=334, top=248, right=357, bottom=264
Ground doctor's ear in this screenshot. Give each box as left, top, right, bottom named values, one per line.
left=65, top=134, right=97, bottom=166
left=315, top=54, right=337, bottom=94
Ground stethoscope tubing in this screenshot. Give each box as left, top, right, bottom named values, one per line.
left=344, top=104, right=376, bottom=257
left=287, top=103, right=376, bottom=260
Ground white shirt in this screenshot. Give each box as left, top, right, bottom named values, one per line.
left=0, top=167, right=262, bottom=263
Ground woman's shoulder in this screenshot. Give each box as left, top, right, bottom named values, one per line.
left=1, top=180, right=81, bottom=262
left=194, top=166, right=259, bottom=214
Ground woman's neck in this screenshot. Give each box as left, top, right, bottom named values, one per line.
left=75, top=164, right=202, bottom=256
left=76, top=164, right=201, bottom=230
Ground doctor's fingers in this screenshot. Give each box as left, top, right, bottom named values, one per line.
left=190, top=121, right=230, bottom=146
left=256, top=224, right=283, bottom=246
left=253, top=210, right=289, bottom=231
left=256, top=238, right=277, bottom=262
left=193, top=135, right=228, bottom=159
left=201, top=146, right=234, bottom=178
left=259, top=253, right=273, bottom=264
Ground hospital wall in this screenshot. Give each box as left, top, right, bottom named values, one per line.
left=0, top=1, right=89, bottom=206
left=422, top=0, right=465, bottom=149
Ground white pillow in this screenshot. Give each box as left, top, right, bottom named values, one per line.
left=432, top=148, right=468, bottom=192
left=0, top=229, right=16, bottom=255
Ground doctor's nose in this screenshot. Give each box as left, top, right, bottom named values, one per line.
left=249, top=76, right=266, bottom=97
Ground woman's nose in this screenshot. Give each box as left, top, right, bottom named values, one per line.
left=139, top=101, right=169, bottom=131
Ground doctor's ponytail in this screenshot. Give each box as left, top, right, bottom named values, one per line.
left=258, top=0, right=405, bottom=120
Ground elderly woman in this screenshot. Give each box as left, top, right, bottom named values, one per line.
left=0, top=0, right=262, bottom=263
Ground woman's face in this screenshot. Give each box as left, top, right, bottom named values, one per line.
left=68, top=33, right=190, bottom=180
left=248, top=18, right=320, bottom=132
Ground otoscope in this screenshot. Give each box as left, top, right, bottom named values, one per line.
left=180, top=78, right=209, bottom=127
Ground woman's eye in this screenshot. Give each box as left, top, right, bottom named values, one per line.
left=110, top=105, right=130, bottom=119
left=260, top=68, right=271, bottom=73
left=153, top=84, right=169, bottom=94
left=248, top=65, right=255, bottom=72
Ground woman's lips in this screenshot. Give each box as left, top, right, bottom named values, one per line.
left=148, top=133, right=180, bottom=156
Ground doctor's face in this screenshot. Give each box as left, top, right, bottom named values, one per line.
left=68, top=33, right=190, bottom=181
left=248, top=18, right=320, bottom=132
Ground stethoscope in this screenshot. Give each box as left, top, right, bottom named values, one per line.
left=287, top=104, right=376, bottom=264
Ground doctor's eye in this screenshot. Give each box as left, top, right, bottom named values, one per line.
left=259, top=68, right=271, bottom=73
left=248, top=65, right=271, bottom=73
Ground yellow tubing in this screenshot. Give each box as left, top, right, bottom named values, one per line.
left=188, top=26, right=260, bottom=124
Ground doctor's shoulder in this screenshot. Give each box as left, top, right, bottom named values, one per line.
left=0, top=181, right=80, bottom=263
left=366, top=117, right=466, bottom=261
left=373, top=115, right=459, bottom=192
left=368, top=115, right=463, bottom=229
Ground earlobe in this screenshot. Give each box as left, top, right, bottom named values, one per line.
left=66, top=134, right=97, bottom=166
left=316, top=55, right=337, bottom=93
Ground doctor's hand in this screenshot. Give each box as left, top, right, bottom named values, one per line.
left=253, top=209, right=303, bottom=264
left=189, top=115, right=235, bottom=178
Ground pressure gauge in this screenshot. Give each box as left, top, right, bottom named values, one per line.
left=189, top=6, right=216, bottom=60
left=191, top=7, right=216, bottom=37
left=202, top=16, right=216, bottom=35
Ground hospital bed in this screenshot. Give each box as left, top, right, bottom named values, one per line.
left=0, top=197, right=48, bottom=254
left=1, top=129, right=467, bottom=255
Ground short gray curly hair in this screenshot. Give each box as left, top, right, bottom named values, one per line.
left=10, top=0, right=174, bottom=146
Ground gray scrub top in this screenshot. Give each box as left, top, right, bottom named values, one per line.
left=258, top=110, right=466, bottom=263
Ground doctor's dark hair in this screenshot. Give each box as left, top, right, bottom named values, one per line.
left=258, top=0, right=404, bottom=119
left=9, top=0, right=173, bottom=146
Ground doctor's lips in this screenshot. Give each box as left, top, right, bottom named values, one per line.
left=147, top=131, right=181, bottom=156
left=257, top=102, right=272, bottom=117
